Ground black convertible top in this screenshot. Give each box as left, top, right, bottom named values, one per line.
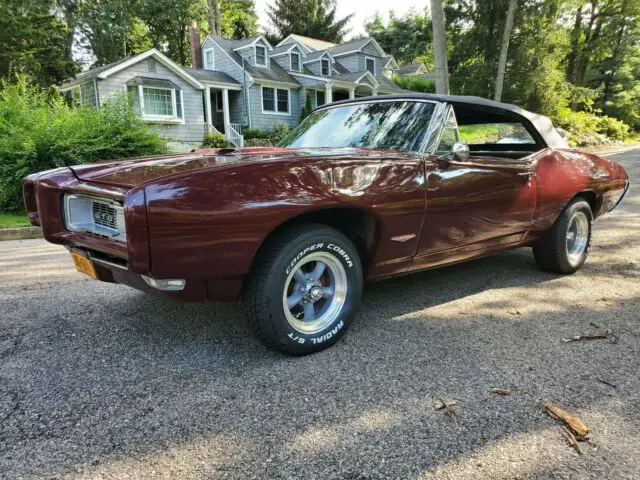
left=330, top=93, right=569, bottom=149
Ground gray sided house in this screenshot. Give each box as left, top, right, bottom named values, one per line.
left=61, top=32, right=404, bottom=150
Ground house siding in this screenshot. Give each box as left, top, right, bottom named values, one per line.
left=97, top=60, right=205, bottom=145
left=203, top=37, right=246, bottom=83
left=248, top=84, right=302, bottom=130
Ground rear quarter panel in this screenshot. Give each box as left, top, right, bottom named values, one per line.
left=532, top=149, right=628, bottom=231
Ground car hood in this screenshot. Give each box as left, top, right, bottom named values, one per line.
left=68, top=146, right=409, bottom=188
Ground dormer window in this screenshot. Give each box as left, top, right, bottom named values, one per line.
left=365, top=57, right=375, bottom=75
left=203, top=48, right=214, bottom=70
left=255, top=44, right=267, bottom=67
left=321, top=58, right=330, bottom=76
left=290, top=51, right=300, bottom=71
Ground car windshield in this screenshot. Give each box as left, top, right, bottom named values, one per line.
left=279, top=100, right=437, bottom=152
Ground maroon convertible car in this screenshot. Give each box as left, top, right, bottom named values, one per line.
left=24, top=94, right=629, bottom=355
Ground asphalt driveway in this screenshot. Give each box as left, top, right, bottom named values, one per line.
left=1, top=149, right=638, bottom=479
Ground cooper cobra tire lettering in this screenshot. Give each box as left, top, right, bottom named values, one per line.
left=327, top=244, right=354, bottom=268
left=286, top=243, right=324, bottom=274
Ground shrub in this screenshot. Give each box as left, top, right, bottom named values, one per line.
left=0, top=80, right=168, bottom=212
left=596, top=115, right=630, bottom=141
left=269, top=123, right=292, bottom=144
left=202, top=132, right=233, bottom=148
left=300, top=93, right=312, bottom=122
left=242, top=127, right=270, bottom=139
left=393, top=75, right=436, bottom=93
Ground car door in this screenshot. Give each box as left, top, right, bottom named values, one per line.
left=413, top=106, right=537, bottom=265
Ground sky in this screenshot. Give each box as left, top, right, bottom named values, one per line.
left=254, top=0, right=426, bottom=39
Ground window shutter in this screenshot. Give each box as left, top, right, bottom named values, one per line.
left=175, top=89, right=183, bottom=118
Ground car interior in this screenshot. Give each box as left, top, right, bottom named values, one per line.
left=449, top=103, right=547, bottom=160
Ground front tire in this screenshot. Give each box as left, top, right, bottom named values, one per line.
left=533, top=199, right=593, bottom=274
left=243, top=224, right=363, bottom=355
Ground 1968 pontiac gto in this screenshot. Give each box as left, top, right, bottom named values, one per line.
left=23, top=94, right=629, bottom=355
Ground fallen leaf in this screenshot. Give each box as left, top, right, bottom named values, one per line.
left=490, top=388, right=513, bottom=396
left=543, top=403, right=590, bottom=439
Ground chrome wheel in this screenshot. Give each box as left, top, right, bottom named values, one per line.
left=566, top=211, right=589, bottom=264
left=282, top=252, right=347, bottom=334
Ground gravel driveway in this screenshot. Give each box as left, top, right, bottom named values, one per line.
left=1, top=149, right=638, bottom=479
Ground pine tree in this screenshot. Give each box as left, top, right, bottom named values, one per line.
left=266, top=0, right=353, bottom=43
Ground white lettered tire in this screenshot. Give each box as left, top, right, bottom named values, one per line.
left=243, top=224, right=363, bottom=355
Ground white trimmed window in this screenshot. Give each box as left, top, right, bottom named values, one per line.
left=255, top=44, right=267, bottom=66
left=321, top=59, right=330, bottom=76
left=138, top=85, right=183, bottom=122
left=290, top=51, right=300, bottom=71
left=262, top=86, right=289, bottom=115
left=365, top=57, right=375, bottom=75
left=203, top=48, right=215, bottom=70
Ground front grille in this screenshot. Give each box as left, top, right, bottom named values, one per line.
left=64, top=194, right=127, bottom=243
left=92, top=202, right=118, bottom=229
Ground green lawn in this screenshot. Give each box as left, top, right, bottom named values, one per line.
left=0, top=212, right=31, bottom=228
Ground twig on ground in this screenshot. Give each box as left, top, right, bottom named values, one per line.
left=562, top=330, right=615, bottom=343
left=596, top=378, right=617, bottom=388
left=490, top=388, right=514, bottom=396
left=560, top=426, right=584, bottom=455
left=435, top=398, right=459, bottom=426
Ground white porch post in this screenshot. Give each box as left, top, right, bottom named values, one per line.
left=325, top=83, right=333, bottom=103
left=222, top=88, right=231, bottom=133
left=348, top=87, right=355, bottom=99
left=372, top=88, right=378, bottom=96
left=204, top=86, right=212, bottom=132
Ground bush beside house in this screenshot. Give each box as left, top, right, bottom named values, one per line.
left=0, top=81, right=168, bottom=212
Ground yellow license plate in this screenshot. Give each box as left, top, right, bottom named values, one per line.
left=71, top=250, right=97, bottom=279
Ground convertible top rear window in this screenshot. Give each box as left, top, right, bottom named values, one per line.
left=280, top=101, right=437, bottom=152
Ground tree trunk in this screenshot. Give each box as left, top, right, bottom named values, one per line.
left=567, top=5, right=584, bottom=84
left=430, top=0, right=450, bottom=94
left=494, top=0, right=518, bottom=102
left=207, top=0, right=222, bottom=36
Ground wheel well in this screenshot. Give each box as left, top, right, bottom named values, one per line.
left=573, top=191, right=602, bottom=217
left=257, top=208, right=380, bottom=267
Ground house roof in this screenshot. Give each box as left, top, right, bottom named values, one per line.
left=303, top=50, right=333, bottom=63
left=327, top=37, right=385, bottom=57
left=60, top=49, right=205, bottom=90
left=209, top=36, right=300, bottom=87
left=270, top=43, right=305, bottom=57
left=330, top=71, right=380, bottom=88
left=60, top=57, right=130, bottom=89
left=182, top=67, right=240, bottom=86
left=278, top=34, right=336, bottom=52
left=397, top=63, right=427, bottom=75
left=377, top=76, right=404, bottom=92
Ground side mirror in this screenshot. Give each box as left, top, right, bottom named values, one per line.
left=451, top=142, right=469, bottom=161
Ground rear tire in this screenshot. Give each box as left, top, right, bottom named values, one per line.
left=533, top=199, right=592, bottom=274
left=242, top=224, right=363, bottom=355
